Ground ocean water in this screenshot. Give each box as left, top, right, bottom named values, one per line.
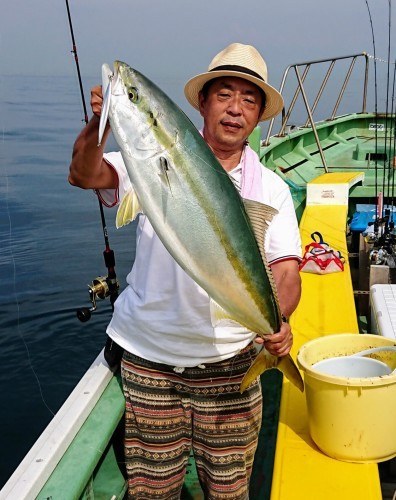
left=0, top=74, right=140, bottom=488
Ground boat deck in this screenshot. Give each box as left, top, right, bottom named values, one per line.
left=270, top=173, right=383, bottom=500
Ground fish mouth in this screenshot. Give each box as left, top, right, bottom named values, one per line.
left=98, top=62, right=125, bottom=145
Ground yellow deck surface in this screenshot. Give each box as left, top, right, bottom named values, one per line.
left=270, top=173, right=382, bottom=500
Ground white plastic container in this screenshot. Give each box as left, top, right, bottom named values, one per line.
left=313, top=356, right=391, bottom=377
left=370, top=284, right=396, bottom=339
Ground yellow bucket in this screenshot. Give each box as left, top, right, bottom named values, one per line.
left=297, top=333, right=396, bottom=463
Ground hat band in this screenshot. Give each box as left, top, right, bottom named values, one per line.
left=209, top=65, right=264, bottom=82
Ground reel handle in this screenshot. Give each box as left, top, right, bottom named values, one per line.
left=76, top=276, right=119, bottom=322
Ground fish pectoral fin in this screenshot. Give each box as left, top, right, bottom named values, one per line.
left=116, top=188, right=142, bottom=228
left=240, top=351, right=304, bottom=393
left=158, top=156, right=173, bottom=195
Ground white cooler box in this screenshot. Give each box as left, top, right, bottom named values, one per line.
left=370, top=284, right=396, bottom=339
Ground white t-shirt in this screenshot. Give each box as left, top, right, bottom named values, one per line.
left=98, top=149, right=301, bottom=367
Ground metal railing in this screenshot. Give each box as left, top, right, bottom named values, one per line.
left=263, top=53, right=370, bottom=172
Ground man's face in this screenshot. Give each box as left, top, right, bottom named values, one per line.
left=198, top=76, right=263, bottom=153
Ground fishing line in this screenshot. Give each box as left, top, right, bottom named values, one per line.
left=0, top=77, right=55, bottom=417
left=65, top=0, right=119, bottom=318
left=65, top=0, right=88, bottom=126
left=63, top=1, right=123, bottom=460
left=4, top=2, right=126, bottom=465
left=366, top=53, right=396, bottom=213
left=365, top=0, right=382, bottom=219
left=0, top=7, right=115, bottom=481
left=384, top=0, right=392, bottom=215
left=390, top=61, right=396, bottom=216
left=364, top=0, right=379, bottom=221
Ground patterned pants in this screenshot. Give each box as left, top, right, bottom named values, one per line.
left=121, top=343, right=262, bottom=500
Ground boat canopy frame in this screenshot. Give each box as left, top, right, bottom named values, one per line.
left=263, top=53, right=370, bottom=172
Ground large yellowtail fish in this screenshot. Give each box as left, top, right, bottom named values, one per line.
left=99, top=61, right=303, bottom=393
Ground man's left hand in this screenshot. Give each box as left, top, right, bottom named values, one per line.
left=254, top=321, right=293, bottom=357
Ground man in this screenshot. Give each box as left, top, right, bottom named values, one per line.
left=69, top=43, right=301, bottom=500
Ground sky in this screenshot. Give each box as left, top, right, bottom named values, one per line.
left=0, top=0, right=395, bottom=121
left=1, top=0, right=394, bottom=78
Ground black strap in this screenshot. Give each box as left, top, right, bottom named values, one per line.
left=210, top=65, right=264, bottom=81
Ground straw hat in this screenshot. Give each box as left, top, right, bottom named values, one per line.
left=184, top=43, right=284, bottom=121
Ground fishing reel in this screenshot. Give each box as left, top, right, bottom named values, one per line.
left=76, top=275, right=119, bottom=322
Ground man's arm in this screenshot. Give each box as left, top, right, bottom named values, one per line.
left=258, top=259, right=301, bottom=357
left=68, top=86, right=118, bottom=190
left=271, top=259, right=301, bottom=319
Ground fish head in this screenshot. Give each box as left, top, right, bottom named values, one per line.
left=99, top=61, right=168, bottom=160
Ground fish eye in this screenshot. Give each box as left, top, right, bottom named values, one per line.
left=128, top=86, right=139, bottom=102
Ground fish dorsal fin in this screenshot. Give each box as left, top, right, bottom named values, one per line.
left=242, top=199, right=277, bottom=262
left=242, top=198, right=281, bottom=306
left=116, top=187, right=142, bottom=228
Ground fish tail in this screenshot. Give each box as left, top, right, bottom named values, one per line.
left=240, top=351, right=304, bottom=393
left=277, top=354, right=304, bottom=392
left=239, top=348, right=275, bottom=393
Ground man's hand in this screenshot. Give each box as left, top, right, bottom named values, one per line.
left=91, top=85, right=104, bottom=117
left=68, top=85, right=116, bottom=189
left=254, top=321, right=293, bottom=357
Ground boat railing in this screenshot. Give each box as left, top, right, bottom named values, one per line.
left=263, top=53, right=370, bottom=171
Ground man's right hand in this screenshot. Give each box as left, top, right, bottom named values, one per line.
left=91, top=85, right=104, bottom=117
left=68, top=85, right=116, bottom=190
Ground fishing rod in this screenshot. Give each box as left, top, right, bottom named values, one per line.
left=392, top=61, right=396, bottom=219
left=365, top=0, right=379, bottom=230
left=363, top=0, right=396, bottom=268
left=383, top=0, right=392, bottom=222
left=65, top=0, right=122, bottom=366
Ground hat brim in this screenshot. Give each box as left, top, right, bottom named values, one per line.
left=184, top=70, right=284, bottom=121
